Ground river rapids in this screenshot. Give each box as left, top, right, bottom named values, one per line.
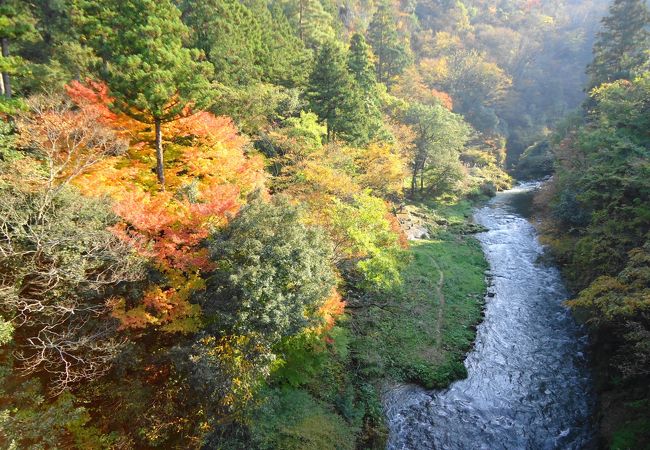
left=384, top=182, right=595, bottom=450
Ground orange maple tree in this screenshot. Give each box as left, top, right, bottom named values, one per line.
left=66, top=80, right=265, bottom=333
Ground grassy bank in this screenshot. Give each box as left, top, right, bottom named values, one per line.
left=240, top=200, right=489, bottom=448
left=352, top=231, right=487, bottom=389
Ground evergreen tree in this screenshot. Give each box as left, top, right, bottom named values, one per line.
left=302, top=0, right=335, bottom=48
left=306, top=41, right=352, bottom=141
left=307, top=41, right=371, bottom=144
left=367, top=0, right=410, bottom=84
left=347, top=33, right=385, bottom=144
left=179, top=0, right=263, bottom=86
left=179, top=0, right=309, bottom=88
left=348, top=33, right=377, bottom=91
left=587, top=0, right=649, bottom=88
left=248, top=0, right=312, bottom=87
left=0, top=0, right=38, bottom=100
left=98, top=0, right=214, bottom=187
left=29, top=0, right=99, bottom=84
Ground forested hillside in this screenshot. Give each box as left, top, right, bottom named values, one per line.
left=532, top=0, right=650, bottom=446
left=0, top=0, right=621, bottom=448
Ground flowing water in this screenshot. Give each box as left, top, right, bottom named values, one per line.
left=384, top=182, right=595, bottom=450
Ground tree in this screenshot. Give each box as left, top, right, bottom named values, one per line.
left=306, top=41, right=352, bottom=141
left=0, top=0, right=38, bottom=100
left=440, top=50, right=512, bottom=133
left=179, top=0, right=263, bottom=86
left=306, top=40, right=377, bottom=145
left=348, top=33, right=377, bottom=91
left=16, top=93, right=128, bottom=203
left=98, top=0, right=214, bottom=187
left=203, top=194, right=336, bottom=342
left=0, top=169, right=144, bottom=393
left=179, top=0, right=310, bottom=88
left=347, top=33, right=385, bottom=143
left=587, top=0, right=649, bottom=89
left=402, top=102, right=470, bottom=196
left=366, top=0, right=410, bottom=84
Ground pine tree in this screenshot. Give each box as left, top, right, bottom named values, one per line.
left=249, top=0, right=312, bottom=87
left=0, top=0, right=38, bottom=100
left=98, top=0, right=214, bottom=187
left=348, top=33, right=377, bottom=91
left=179, top=0, right=263, bottom=86
left=306, top=41, right=352, bottom=141
left=587, top=0, right=649, bottom=88
left=366, top=0, right=410, bottom=84
left=347, top=33, right=385, bottom=144
left=307, top=40, right=374, bottom=144
left=302, top=0, right=335, bottom=48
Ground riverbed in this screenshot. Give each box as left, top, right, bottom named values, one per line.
left=384, top=183, right=595, bottom=450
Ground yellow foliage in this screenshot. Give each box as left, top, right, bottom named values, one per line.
left=356, top=143, right=408, bottom=197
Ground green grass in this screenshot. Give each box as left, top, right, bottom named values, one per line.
left=352, top=223, right=487, bottom=388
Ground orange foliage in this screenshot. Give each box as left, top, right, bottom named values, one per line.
left=317, top=290, right=346, bottom=332
left=430, top=89, right=453, bottom=110
left=111, top=185, right=240, bottom=272
left=65, top=80, right=144, bottom=136
left=386, top=211, right=409, bottom=249
left=64, top=80, right=266, bottom=333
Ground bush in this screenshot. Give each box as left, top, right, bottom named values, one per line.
left=204, top=194, right=336, bottom=342
left=249, top=388, right=355, bottom=450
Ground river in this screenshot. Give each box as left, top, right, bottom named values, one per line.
left=384, top=182, right=595, bottom=450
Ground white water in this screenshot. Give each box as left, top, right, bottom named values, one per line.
left=385, top=183, right=595, bottom=450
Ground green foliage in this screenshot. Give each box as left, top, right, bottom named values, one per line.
left=400, top=101, right=471, bottom=196
left=0, top=0, right=39, bottom=98
left=211, top=82, right=302, bottom=135
left=205, top=194, right=336, bottom=342
left=282, top=111, right=327, bottom=149
left=272, top=332, right=330, bottom=387
left=348, top=33, right=377, bottom=92
left=306, top=40, right=375, bottom=144
left=180, top=0, right=264, bottom=86
left=367, top=0, right=410, bottom=84
left=516, top=140, right=555, bottom=180
left=249, top=388, right=355, bottom=450
left=99, top=0, right=214, bottom=123
left=347, top=33, right=386, bottom=144
left=0, top=315, right=12, bottom=346
left=179, top=0, right=310, bottom=87
left=328, top=191, right=405, bottom=290
left=0, top=381, right=114, bottom=449
left=587, top=0, right=649, bottom=88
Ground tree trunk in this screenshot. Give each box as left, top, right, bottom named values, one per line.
left=299, top=0, right=304, bottom=42
left=154, top=118, right=165, bottom=188
left=410, top=165, right=417, bottom=197
left=1, top=37, right=12, bottom=99
left=420, top=168, right=424, bottom=192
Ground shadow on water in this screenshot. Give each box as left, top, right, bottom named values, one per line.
left=384, top=182, right=595, bottom=450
